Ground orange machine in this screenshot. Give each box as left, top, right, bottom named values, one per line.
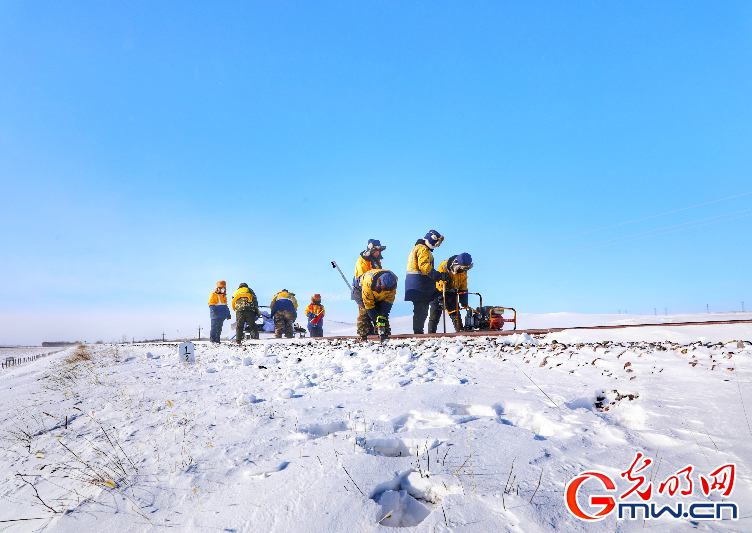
left=442, top=290, right=517, bottom=332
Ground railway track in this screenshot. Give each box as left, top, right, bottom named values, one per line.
left=121, top=319, right=752, bottom=345
left=326, top=318, right=752, bottom=341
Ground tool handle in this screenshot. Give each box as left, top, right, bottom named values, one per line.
left=331, top=261, right=353, bottom=293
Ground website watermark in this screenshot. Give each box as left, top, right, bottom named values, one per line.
left=565, top=453, right=737, bottom=521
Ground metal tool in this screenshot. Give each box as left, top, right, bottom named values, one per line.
left=331, top=261, right=352, bottom=293
left=376, top=315, right=388, bottom=342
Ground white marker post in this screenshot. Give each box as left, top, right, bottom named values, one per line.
left=178, top=342, right=195, bottom=363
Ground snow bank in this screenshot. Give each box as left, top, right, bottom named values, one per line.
left=1, top=327, right=750, bottom=532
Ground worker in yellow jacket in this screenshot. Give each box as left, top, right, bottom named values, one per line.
left=270, top=290, right=298, bottom=338
left=405, top=230, right=448, bottom=333
left=232, top=283, right=260, bottom=343
left=208, top=281, right=231, bottom=343
left=428, top=253, right=473, bottom=333
left=353, top=269, right=398, bottom=340
left=305, top=294, right=325, bottom=338
left=352, top=239, right=385, bottom=336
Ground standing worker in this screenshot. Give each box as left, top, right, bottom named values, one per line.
left=208, top=281, right=231, bottom=343
left=232, top=283, right=260, bottom=344
left=428, top=253, right=474, bottom=333
left=353, top=239, right=385, bottom=336
left=405, top=230, right=448, bottom=334
left=353, top=269, right=398, bottom=341
left=271, top=289, right=298, bottom=338
left=305, top=294, right=325, bottom=338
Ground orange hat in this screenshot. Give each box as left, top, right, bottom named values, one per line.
left=216, top=281, right=226, bottom=288
left=312, top=294, right=321, bottom=303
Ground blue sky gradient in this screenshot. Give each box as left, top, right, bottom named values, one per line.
left=1, top=1, right=750, bottom=344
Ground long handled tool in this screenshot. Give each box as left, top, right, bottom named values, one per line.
left=331, top=261, right=352, bottom=293
left=442, top=284, right=447, bottom=334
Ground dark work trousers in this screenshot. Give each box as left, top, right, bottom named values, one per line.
left=273, top=310, right=296, bottom=338
left=369, top=303, right=392, bottom=336
left=308, top=326, right=323, bottom=338
left=210, top=318, right=224, bottom=342
left=428, top=291, right=461, bottom=333
left=236, top=309, right=259, bottom=343
left=412, top=301, right=431, bottom=334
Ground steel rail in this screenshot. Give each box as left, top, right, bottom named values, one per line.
left=310, top=318, right=752, bottom=341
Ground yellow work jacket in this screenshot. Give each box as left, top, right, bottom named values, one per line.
left=231, top=287, right=258, bottom=311
left=271, top=291, right=298, bottom=311
left=305, top=304, right=325, bottom=317
left=208, top=292, right=228, bottom=306
left=360, top=270, right=398, bottom=310
left=406, top=243, right=434, bottom=275
left=355, top=255, right=382, bottom=279
left=436, top=259, right=468, bottom=293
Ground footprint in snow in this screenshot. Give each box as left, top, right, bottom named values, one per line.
left=371, top=469, right=461, bottom=527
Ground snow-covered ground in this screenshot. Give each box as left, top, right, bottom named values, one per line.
left=1, top=315, right=751, bottom=532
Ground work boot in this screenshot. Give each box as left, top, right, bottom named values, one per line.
left=360, top=334, right=368, bottom=341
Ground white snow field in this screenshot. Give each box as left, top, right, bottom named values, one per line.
left=0, top=346, right=66, bottom=360
left=1, top=316, right=751, bottom=532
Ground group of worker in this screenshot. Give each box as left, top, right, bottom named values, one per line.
left=207, top=228, right=472, bottom=343
left=355, top=230, right=472, bottom=339
left=208, top=285, right=325, bottom=343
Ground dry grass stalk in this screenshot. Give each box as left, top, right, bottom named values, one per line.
left=502, top=456, right=516, bottom=511
left=342, top=465, right=364, bottom=496
left=16, top=474, right=57, bottom=513
left=43, top=346, right=98, bottom=392
left=63, top=345, right=93, bottom=365
left=733, top=363, right=752, bottom=438
left=0, top=411, right=46, bottom=454
left=363, top=510, right=393, bottom=533
left=529, top=468, right=543, bottom=503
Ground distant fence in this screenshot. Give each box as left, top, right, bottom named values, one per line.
left=1, top=350, right=61, bottom=370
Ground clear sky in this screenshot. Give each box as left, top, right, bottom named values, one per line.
left=1, top=1, right=750, bottom=345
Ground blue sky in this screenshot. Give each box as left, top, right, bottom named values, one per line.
left=1, top=1, right=750, bottom=344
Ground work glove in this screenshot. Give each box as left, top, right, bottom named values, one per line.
left=438, top=272, right=449, bottom=282
left=459, top=292, right=469, bottom=307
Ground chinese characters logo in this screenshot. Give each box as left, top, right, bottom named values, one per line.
left=565, top=453, right=737, bottom=521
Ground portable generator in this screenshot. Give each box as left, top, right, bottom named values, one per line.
left=446, top=290, right=517, bottom=332
left=293, top=323, right=307, bottom=338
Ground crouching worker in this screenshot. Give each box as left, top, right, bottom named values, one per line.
left=306, top=294, right=325, bottom=338
left=232, top=283, right=260, bottom=344
left=271, top=289, right=298, bottom=338
left=352, top=239, right=386, bottom=336
left=208, top=281, right=231, bottom=343
left=354, top=269, right=398, bottom=341
left=428, top=253, right=473, bottom=333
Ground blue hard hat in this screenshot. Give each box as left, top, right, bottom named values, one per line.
left=451, top=253, right=473, bottom=273
left=455, top=253, right=472, bottom=266
left=375, top=271, right=397, bottom=289
left=424, top=230, right=444, bottom=247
